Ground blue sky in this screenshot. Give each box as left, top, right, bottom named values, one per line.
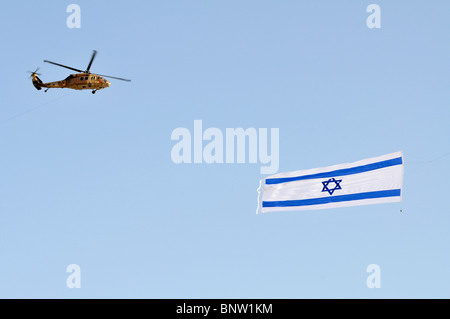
left=0, top=1, right=449, bottom=298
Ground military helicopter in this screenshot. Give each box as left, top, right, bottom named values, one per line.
left=29, top=50, right=131, bottom=94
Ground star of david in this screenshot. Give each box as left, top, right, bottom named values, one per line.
left=321, top=178, right=342, bottom=195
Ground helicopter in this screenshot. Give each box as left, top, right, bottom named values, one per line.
left=29, top=50, right=131, bottom=94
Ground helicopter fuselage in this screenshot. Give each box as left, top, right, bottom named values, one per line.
left=32, top=73, right=111, bottom=91
left=31, top=50, right=130, bottom=93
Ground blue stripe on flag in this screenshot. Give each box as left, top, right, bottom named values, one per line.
left=266, top=157, right=403, bottom=185
left=262, top=189, right=401, bottom=208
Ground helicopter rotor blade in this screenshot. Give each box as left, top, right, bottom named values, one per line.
left=27, top=70, right=41, bottom=75
left=43, top=60, right=83, bottom=73
left=96, top=73, right=131, bottom=82
left=86, top=50, right=97, bottom=72
left=27, top=67, right=42, bottom=78
left=27, top=67, right=40, bottom=73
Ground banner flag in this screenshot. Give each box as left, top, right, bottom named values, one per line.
left=258, top=151, right=404, bottom=213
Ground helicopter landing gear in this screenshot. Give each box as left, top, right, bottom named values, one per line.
left=92, top=90, right=97, bottom=94
left=45, top=88, right=49, bottom=92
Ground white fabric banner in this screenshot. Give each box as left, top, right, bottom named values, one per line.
left=258, top=151, right=404, bottom=213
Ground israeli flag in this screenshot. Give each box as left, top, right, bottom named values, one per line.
left=258, top=151, right=404, bottom=213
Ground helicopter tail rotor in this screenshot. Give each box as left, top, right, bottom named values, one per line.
left=28, top=67, right=41, bottom=79
left=28, top=67, right=44, bottom=90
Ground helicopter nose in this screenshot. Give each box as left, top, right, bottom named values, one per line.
left=106, top=81, right=111, bottom=87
